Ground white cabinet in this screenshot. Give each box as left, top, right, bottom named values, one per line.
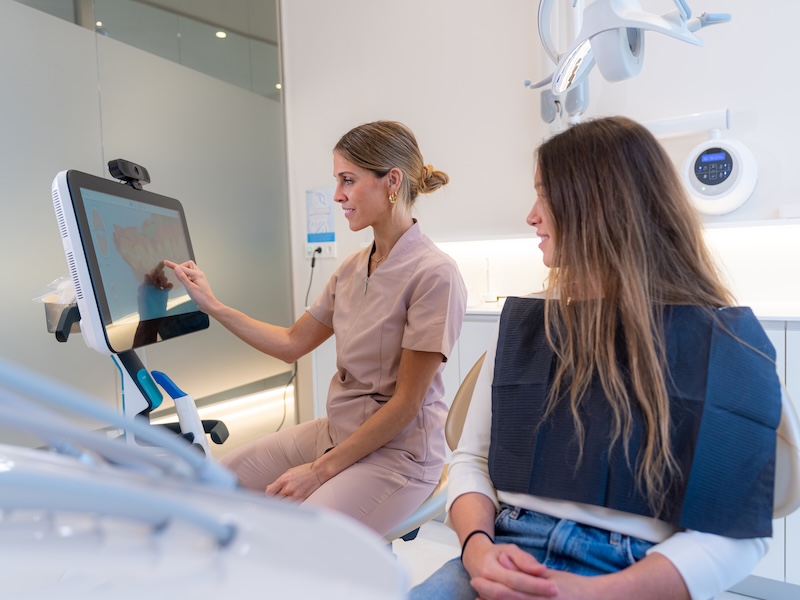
left=785, top=323, right=800, bottom=586
left=732, top=320, right=800, bottom=598
left=457, top=314, right=498, bottom=382
left=751, top=320, right=787, bottom=583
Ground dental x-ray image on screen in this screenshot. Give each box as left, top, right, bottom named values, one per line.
left=52, top=169, right=209, bottom=355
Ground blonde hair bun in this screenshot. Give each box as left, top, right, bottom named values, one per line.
left=419, top=164, right=450, bottom=194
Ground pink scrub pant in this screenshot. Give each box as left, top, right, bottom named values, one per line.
left=219, top=418, right=436, bottom=536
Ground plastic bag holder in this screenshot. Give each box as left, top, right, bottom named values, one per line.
left=53, top=304, right=81, bottom=343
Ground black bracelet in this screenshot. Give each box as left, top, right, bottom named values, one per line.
left=460, top=529, right=494, bottom=561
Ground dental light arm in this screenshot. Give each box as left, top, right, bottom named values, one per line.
left=526, top=0, right=731, bottom=96
left=689, top=11, right=731, bottom=32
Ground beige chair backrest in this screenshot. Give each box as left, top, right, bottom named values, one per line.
left=445, top=353, right=486, bottom=452
left=774, top=386, right=800, bottom=518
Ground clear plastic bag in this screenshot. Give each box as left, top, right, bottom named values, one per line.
left=32, top=275, right=79, bottom=334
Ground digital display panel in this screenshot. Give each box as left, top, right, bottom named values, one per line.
left=700, top=151, right=727, bottom=163
left=64, top=170, right=208, bottom=353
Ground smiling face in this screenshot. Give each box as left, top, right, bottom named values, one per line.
left=333, top=152, right=393, bottom=232
left=527, top=167, right=556, bottom=268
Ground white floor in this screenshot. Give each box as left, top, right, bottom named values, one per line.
left=392, top=520, right=460, bottom=588
left=391, top=521, right=753, bottom=599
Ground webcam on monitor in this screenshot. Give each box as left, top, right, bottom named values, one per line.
left=108, top=158, right=151, bottom=190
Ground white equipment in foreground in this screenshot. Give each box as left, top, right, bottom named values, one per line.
left=0, top=358, right=406, bottom=599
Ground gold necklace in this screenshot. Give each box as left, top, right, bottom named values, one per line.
left=365, top=254, right=385, bottom=293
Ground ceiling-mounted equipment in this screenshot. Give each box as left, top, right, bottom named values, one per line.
left=527, top=0, right=731, bottom=96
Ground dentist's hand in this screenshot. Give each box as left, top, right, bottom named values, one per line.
left=163, top=259, right=218, bottom=313
left=265, top=462, right=325, bottom=501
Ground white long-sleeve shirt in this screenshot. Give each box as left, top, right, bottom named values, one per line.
left=447, top=320, right=769, bottom=600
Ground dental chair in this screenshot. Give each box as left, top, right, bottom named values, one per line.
left=386, top=353, right=486, bottom=543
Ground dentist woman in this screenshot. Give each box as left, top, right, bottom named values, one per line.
left=166, top=120, right=467, bottom=536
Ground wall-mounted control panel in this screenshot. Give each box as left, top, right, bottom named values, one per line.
left=682, top=139, right=758, bottom=215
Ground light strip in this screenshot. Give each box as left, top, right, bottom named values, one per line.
left=151, top=386, right=294, bottom=425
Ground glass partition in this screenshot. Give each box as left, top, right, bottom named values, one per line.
left=15, top=0, right=281, bottom=101
left=3, top=0, right=293, bottom=410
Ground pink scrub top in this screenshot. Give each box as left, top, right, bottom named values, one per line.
left=308, top=222, right=467, bottom=483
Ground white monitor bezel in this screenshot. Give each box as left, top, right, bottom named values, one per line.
left=52, top=169, right=209, bottom=355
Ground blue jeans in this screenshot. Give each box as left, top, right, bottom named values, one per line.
left=409, top=505, right=654, bottom=600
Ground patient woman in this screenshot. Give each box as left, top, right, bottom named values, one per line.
left=411, top=116, right=781, bottom=599
left=165, top=121, right=467, bottom=536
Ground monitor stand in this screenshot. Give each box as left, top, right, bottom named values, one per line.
left=48, top=159, right=226, bottom=457
left=52, top=306, right=227, bottom=457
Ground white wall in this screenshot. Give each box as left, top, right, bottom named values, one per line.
left=0, top=0, right=292, bottom=441
left=584, top=1, right=800, bottom=225
left=281, top=0, right=800, bottom=418
left=280, top=0, right=542, bottom=418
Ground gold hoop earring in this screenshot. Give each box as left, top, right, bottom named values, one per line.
left=389, top=192, right=397, bottom=204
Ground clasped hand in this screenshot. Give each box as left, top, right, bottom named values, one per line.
left=464, top=538, right=606, bottom=600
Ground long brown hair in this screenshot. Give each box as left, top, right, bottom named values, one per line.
left=536, top=116, right=734, bottom=514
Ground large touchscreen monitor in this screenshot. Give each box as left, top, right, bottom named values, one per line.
left=52, top=169, right=209, bottom=355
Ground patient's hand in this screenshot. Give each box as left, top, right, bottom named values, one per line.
left=463, top=539, right=557, bottom=599
left=470, top=551, right=690, bottom=600
left=474, top=557, right=592, bottom=600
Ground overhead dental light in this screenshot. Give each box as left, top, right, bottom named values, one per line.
left=528, top=0, right=731, bottom=96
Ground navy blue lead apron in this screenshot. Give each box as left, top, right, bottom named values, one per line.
left=489, top=298, right=781, bottom=538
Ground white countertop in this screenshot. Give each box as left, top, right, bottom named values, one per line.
left=465, top=300, right=504, bottom=316
left=466, top=299, right=800, bottom=322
